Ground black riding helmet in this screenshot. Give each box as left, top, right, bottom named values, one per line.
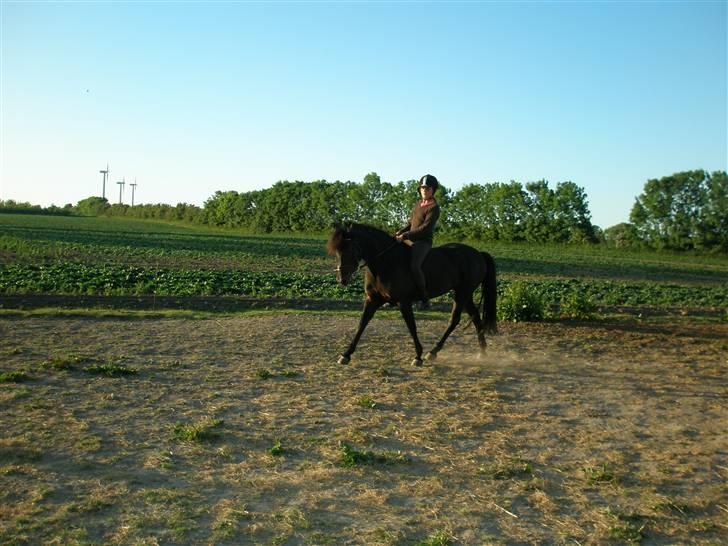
left=419, top=174, right=439, bottom=191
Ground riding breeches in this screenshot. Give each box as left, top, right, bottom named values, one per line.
left=410, top=241, right=432, bottom=295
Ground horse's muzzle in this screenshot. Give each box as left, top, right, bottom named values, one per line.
left=336, top=266, right=356, bottom=285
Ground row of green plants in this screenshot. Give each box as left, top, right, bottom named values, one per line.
left=0, top=263, right=355, bottom=299
left=2, top=262, right=725, bottom=309
left=2, top=213, right=725, bottom=286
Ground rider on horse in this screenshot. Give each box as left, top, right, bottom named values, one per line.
left=395, top=174, right=441, bottom=309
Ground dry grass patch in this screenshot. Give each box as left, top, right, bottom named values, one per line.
left=0, top=313, right=725, bottom=544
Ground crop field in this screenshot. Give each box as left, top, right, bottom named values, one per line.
left=1, top=213, right=727, bottom=545
left=1, top=214, right=726, bottom=311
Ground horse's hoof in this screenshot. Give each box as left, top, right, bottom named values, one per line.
left=411, top=357, right=423, bottom=367
left=337, top=355, right=351, bottom=365
left=425, top=351, right=438, bottom=361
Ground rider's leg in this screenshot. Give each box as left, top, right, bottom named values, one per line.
left=410, top=241, right=432, bottom=306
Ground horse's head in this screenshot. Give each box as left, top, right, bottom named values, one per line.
left=326, top=223, right=362, bottom=285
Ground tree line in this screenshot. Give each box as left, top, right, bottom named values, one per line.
left=2, top=169, right=725, bottom=251
left=73, top=173, right=600, bottom=244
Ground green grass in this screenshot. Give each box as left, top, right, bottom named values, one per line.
left=268, top=441, right=286, bottom=457
left=83, top=363, right=138, bottom=377
left=40, top=353, right=90, bottom=370
left=583, top=463, right=618, bottom=485
left=173, top=418, right=224, bottom=443
left=479, top=458, right=533, bottom=480
left=0, top=370, right=30, bottom=382
left=356, top=395, right=377, bottom=409
left=605, top=509, right=647, bottom=544
left=337, top=442, right=409, bottom=467
left=417, top=530, right=452, bottom=546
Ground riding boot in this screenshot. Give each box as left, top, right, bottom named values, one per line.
left=413, top=277, right=430, bottom=309
left=415, top=281, right=430, bottom=309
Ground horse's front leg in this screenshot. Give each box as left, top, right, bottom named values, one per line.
left=399, top=301, right=424, bottom=366
left=338, top=298, right=382, bottom=364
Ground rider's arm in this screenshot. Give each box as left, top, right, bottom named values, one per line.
left=395, top=204, right=417, bottom=236
left=404, top=206, right=440, bottom=241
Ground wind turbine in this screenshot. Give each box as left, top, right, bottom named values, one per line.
left=117, top=177, right=125, bottom=204
left=130, top=179, right=138, bottom=206
left=99, top=163, right=109, bottom=199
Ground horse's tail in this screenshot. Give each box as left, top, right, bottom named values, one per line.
left=480, top=251, right=498, bottom=334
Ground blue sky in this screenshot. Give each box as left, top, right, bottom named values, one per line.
left=1, top=0, right=726, bottom=228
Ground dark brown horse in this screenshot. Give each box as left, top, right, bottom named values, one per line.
left=327, top=222, right=497, bottom=366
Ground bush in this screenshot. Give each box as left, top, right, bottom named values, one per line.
left=497, top=281, right=545, bottom=322
left=76, top=196, right=109, bottom=216
left=0, top=200, right=74, bottom=216
left=559, top=292, right=597, bottom=320
left=604, top=222, right=644, bottom=248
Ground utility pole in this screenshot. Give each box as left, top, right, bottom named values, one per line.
left=130, top=179, right=138, bottom=206
left=99, top=163, right=109, bottom=199
left=117, top=177, right=125, bottom=204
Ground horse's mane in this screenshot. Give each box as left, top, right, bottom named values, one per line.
left=326, top=223, right=394, bottom=255
left=326, top=225, right=348, bottom=255
left=350, top=223, right=394, bottom=241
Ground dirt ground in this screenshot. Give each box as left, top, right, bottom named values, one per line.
left=0, top=311, right=726, bottom=545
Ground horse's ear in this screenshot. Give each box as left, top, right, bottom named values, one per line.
left=344, top=221, right=353, bottom=231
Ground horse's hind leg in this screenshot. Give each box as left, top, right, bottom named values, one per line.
left=463, top=297, right=487, bottom=354
left=426, top=300, right=463, bottom=361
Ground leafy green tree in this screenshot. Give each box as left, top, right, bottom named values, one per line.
left=347, top=173, right=389, bottom=228
left=553, top=181, right=596, bottom=243
left=388, top=180, right=419, bottom=231
left=443, top=179, right=596, bottom=243
left=322, top=180, right=358, bottom=227
left=524, top=180, right=557, bottom=242
left=491, top=182, right=529, bottom=241
left=203, top=191, right=252, bottom=227
left=445, top=183, right=495, bottom=239
left=702, top=171, right=728, bottom=251
left=630, top=170, right=727, bottom=251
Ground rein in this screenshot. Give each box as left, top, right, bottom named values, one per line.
left=334, top=239, right=400, bottom=275
left=358, top=240, right=400, bottom=270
